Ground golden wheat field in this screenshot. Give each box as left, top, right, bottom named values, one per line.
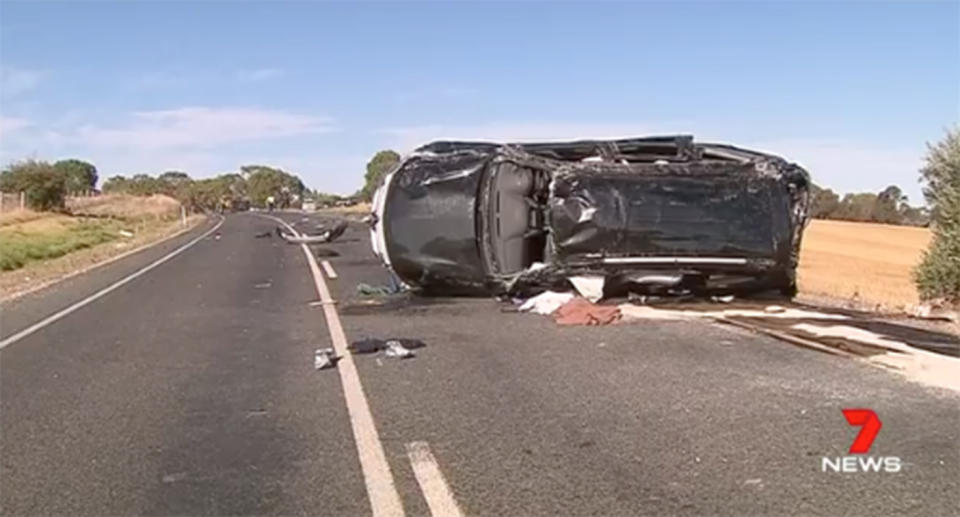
left=798, top=219, right=932, bottom=310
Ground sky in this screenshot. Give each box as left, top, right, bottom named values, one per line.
left=0, top=1, right=957, bottom=201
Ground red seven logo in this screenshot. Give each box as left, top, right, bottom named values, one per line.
left=843, top=409, right=882, bottom=454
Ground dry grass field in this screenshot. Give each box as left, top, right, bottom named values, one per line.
left=0, top=194, right=200, bottom=300
left=798, top=219, right=932, bottom=311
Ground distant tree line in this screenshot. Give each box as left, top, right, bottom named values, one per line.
left=1, top=158, right=308, bottom=213
left=809, top=184, right=929, bottom=226
left=102, top=165, right=307, bottom=211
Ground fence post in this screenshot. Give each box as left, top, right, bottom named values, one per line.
left=20, top=191, right=26, bottom=210
left=0, top=191, right=4, bottom=213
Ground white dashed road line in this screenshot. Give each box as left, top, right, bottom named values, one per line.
left=263, top=214, right=405, bottom=517
left=406, top=442, right=465, bottom=517
left=0, top=217, right=225, bottom=351
left=321, top=260, right=338, bottom=279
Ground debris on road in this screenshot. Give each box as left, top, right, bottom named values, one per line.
left=277, top=221, right=348, bottom=244
left=356, top=282, right=402, bottom=296
left=554, top=298, right=621, bottom=326
left=314, top=348, right=336, bottom=369
left=569, top=276, right=605, bottom=303
left=384, top=340, right=415, bottom=359
left=313, top=248, right=340, bottom=257
left=349, top=338, right=426, bottom=356
left=254, top=281, right=272, bottom=289
left=618, top=304, right=849, bottom=322
left=349, top=338, right=384, bottom=354
left=254, top=230, right=272, bottom=238
left=518, top=291, right=575, bottom=315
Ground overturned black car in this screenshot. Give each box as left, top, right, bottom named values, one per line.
left=369, top=136, right=811, bottom=297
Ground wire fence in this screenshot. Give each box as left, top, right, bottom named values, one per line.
left=0, top=191, right=100, bottom=213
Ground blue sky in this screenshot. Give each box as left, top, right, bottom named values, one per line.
left=1, top=2, right=957, bottom=200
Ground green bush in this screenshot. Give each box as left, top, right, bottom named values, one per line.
left=914, top=128, right=960, bottom=303
left=0, top=160, right=67, bottom=211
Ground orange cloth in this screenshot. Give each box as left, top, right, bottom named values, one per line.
left=553, top=298, right=621, bottom=326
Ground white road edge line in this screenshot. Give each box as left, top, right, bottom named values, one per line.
left=406, top=441, right=465, bottom=517
left=0, top=217, right=225, bottom=351
left=261, top=214, right=405, bottom=517
left=321, top=260, right=338, bottom=279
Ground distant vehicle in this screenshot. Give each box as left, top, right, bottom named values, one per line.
left=369, top=136, right=811, bottom=297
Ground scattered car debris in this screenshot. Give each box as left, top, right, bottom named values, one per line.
left=348, top=338, right=426, bottom=355
left=384, top=339, right=415, bottom=359
left=554, top=298, right=621, bottom=326
left=519, top=291, right=575, bottom=315
left=369, top=136, right=811, bottom=298
left=568, top=276, right=605, bottom=303
left=277, top=221, right=348, bottom=244
left=711, top=295, right=735, bottom=304
left=356, top=282, right=403, bottom=296
left=314, top=348, right=336, bottom=369
left=254, top=281, right=272, bottom=289
left=618, top=304, right=849, bottom=321
left=254, top=231, right=273, bottom=238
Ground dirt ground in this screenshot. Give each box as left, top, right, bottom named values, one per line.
left=798, top=219, right=932, bottom=312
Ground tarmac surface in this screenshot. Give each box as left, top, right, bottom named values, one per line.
left=2, top=212, right=958, bottom=516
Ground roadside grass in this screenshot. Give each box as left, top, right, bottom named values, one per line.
left=0, top=194, right=200, bottom=299
left=798, top=219, right=932, bottom=311
left=0, top=217, right=122, bottom=270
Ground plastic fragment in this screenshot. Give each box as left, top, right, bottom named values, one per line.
left=314, top=348, right=336, bottom=370
left=384, top=340, right=415, bottom=359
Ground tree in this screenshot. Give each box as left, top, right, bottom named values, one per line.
left=54, top=159, right=98, bottom=194
left=360, top=150, right=400, bottom=202
left=809, top=184, right=841, bottom=218
left=871, top=185, right=907, bottom=224
left=242, top=165, right=305, bottom=208
left=101, top=175, right=130, bottom=193
left=915, top=128, right=960, bottom=303
left=0, top=160, right=67, bottom=211
left=833, top=193, right=878, bottom=222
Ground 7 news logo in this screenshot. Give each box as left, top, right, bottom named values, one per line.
left=822, top=409, right=902, bottom=473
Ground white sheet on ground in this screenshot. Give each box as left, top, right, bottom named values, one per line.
left=519, top=291, right=575, bottom=315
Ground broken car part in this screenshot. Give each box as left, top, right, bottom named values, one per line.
left=348, top=338, right=427, bottom=355
left=314, top=348, right=336, bottom=369
left=369, top=135, right=810, bottom=297
left=277, top=221, right=348, bottom=244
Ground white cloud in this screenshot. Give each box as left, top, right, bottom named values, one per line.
left=0, top=116, right=31, bottom=137
left=236, top=68, right=284, bottom=82
left=0, top=67, right=47, bottom=97
left=69, top=106, right=335, bottom=150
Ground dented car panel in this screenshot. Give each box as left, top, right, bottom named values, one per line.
left=370, top=136, right=810, bottom=296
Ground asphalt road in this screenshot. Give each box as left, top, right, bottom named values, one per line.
left=2, top=212, right=958, bottom=516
